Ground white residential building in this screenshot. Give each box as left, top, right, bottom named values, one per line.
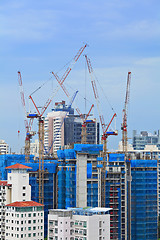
left=5, top=201, right=44, bottom=240
left=0, top=181, right=11, bottom=239
left=0, top=140, right=9, bottom=154
left=0, top=163, right=44, bottom=240
left=48, top=207, right=111, bottom=240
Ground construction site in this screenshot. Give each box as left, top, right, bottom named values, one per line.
left=0, top=44, right=158, bottom=239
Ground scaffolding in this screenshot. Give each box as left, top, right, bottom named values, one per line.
left=131, top=159, right=158, bottom=240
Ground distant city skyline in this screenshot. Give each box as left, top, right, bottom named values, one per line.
left=1, top=0, right=160, bottom=153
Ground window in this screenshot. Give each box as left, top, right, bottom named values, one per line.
left=28, top=233, right=31, bottom=237
left=28, top=213, right=31, bottom=217
left=23, top=193, right=26, bottom=196
left=28, top=227, right=31, bottom=230
left=33, top=213, right=36, bottom=217
left=23, top=186, right=26, bottom=190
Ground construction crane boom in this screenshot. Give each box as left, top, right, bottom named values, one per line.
left=85, top=55, right=118, bottom=207
left=52, top=71, right=94, bottom=144
left=59, top=44, right=88, bottom=85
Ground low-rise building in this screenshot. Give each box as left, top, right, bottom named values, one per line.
left=5, top=201, right=44, bottom=240
left=48, top=207, right=111, bottom=240
left=0, top=163, right=44, bottom=239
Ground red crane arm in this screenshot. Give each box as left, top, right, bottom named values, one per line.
left=29, top=95, right=41, bottom=116
left=104, top=113, right=117, bottom=135
left=52, top=70, right=90, bottom=121
left=29, top=44, right=87, bottom=118
left=59, top=43, right=87, bottom=85
left=85, top=55, right=106, bottom=133
left=84, top=104, right=94, bottom=122
left=51, top=72, right=70, bottom=97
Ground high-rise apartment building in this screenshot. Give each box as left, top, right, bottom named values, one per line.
left=48, top=208, right=111, bottom=240
left=132, top=129, right=160, bottom=150
left=44, top=101, right=99, bottom=157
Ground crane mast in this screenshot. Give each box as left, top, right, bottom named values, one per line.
left=18, top=71, right=35, bottom=162
left=121, top=72, right=131, bottom=154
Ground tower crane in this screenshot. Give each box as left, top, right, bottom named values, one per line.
left=28, top=44, right=87, bottom=204
left=121, top=72, right=131, bottom=240
left=121, top=72, right=131, bottom=154
left=18, top=71, right=35, bottom=162
left=52, top=71, right=94, bottom=144
left=85, top=55, right=118, bottom=207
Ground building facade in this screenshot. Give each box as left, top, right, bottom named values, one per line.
left=131, top=159, right=158, bottom=240
left=5, top=201, right=44, bottom=240
left=0, top=140, right=9, bottom=155
left=0, top=163, right=32, bottom=240
left=132, top=129, right=160, bottom=150
left=0, top=163, right=44, bottom=240
left=48, top=208, right=111, bottom=240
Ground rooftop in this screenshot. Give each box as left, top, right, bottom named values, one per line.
left=0, top=181, right=11, bottom=186
left=6, top=201, right=44, bottom=207
left=5, top=163, right=32, bottom=170
left=50, top=207, right=112, bottom=216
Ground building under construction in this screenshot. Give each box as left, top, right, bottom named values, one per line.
left=0, top=146, right=158, bottom=239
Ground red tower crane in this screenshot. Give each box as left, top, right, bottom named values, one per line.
left=121, top=72, right=131, bottom=240
left=51, top=71, right=94, bottom=144
left=85, top=55, right=118, bottom=207
left=121, top=72, right=131, bottom=154
left=18, top=71, right=35, bottom=162
left=28, top=44, right=87, bottom=204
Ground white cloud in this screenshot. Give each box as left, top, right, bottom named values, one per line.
left=0, top=8, right=58, bottom=41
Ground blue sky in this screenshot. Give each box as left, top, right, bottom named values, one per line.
left=0, top=0, right=160, bottom=152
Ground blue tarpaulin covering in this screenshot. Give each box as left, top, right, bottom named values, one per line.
left=131, top=159, right=157, bottom=168
left=109, top=153, right=125, bottom=162
left=74, top=144, right=103, bottom=154
left=87, top=163, right=92, bottom=178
